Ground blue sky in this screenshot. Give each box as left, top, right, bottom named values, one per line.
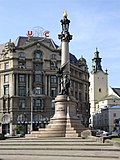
left=0, top=0, right=120, bottom=87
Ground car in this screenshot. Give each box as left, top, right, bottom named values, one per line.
left=101, top=131, right=109, bottom=136
left=109, top=130, right=120, bottom=137
left=95, top=129, right=108, bottom=136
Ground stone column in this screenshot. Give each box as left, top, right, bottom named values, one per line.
left=16, top=74, right=18, bottom=95
left=44, top=75, right=47, bottom=95
left=12, top=74, right=15, bottom=96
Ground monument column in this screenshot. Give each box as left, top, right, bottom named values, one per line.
left=58, top=11, right=72, bottom=95
left=26, top=12, right=87, bottom=138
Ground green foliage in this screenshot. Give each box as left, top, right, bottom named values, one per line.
left=112, top=138, right=120, bottom=141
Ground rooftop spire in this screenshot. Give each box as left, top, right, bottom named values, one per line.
left=92, top=48, right=103, bottom=73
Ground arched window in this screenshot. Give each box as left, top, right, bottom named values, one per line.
left=34, top=51, right=42, bottom=60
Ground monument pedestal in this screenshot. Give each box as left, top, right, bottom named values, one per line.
left=26, top=95, right=87, bottom=138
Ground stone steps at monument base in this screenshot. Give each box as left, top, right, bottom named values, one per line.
left=26, top=126, right=88, bottom=138
left=26, top=115, right=89, bottom=138
left=26, top=131, right=79, bottom=138
left=0, top=137, right=120, bottom=160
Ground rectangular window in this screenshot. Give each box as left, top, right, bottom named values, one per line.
left=51, top=76, right=57, bottom=84
left=33, top=99, right=44, bottom=110
left=19, top=62, right=26, bottom=69
left=51, top=88, right=56, bottom=97
left=19, top=52, right=25, bottom=58
left=99, top=88, right=101, bottom=92
left=4, top=62, right=9, bottom=70
left=4, top=74, right=9, bottom=83
left=113, top=113, right=116, bottom=117
left=85, top=84, right=87, bottom=91
left=71, top=80, right=74, bottom=89
left=34, top=64, right=42, bottom=71
left=50, top=61, right=57, bottom=69
left=79, top=93, right=82, bottom=101
left=3, top=100, right=8, bottom=110
left=18, top=86, right=26, bottom=96
left=4, top=85, right=9, bottom=95
left=79, top=83, right=83, bottom=90
left=75, top=92, right=78, bottom=99
left=35, top=87, right=41, bottom=95
left=51, top=54, right=56, bottom=59
left=85, top=93, right=88, bottom=101
left=18, top=74, right=25, bottom=82
left=19, top=99, right=25, bottom=109
left=75, top=82, right=78, bottom=89
left=36, top=99, right=41, bottom=107
left=35, top=74, right=42, bottom=82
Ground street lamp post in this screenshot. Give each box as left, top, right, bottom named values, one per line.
left=30, top=92, right=33, bottom=132
left=30, top=91, right=33, bottom=132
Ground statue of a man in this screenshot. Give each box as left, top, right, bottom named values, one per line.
left=61, top=74, right=70, bottom=95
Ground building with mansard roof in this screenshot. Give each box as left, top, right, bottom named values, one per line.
left=0, top=36, right=90, bottom=135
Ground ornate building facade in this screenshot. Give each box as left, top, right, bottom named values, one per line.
left=0, top=36, right=89, bottom=135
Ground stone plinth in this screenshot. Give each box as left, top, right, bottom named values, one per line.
left=26, top=95, right=87, bottom=138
